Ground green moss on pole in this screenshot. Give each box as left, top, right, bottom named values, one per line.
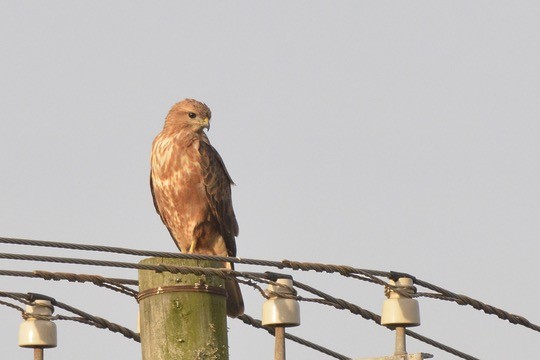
left=138, top=257, right=229, bottom=360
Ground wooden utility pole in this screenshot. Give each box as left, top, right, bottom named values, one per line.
left=138, top=257, right=229, bottom=360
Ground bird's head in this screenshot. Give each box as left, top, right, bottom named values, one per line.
left=164, top=98, right=212, bottom=132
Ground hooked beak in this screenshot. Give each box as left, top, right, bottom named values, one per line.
left=201, top=117, right=210, bottom=131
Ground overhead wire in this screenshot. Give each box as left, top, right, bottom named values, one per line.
left=0, top=263, right=479, bottom=359
left=0, top=251, right=265, bottom=279
left=0, top=266, right=359, bottom=358
left=292, top=280, right=479, bottom=360
left=0, top=298, right=25, bottom=313
left=0, top=291, right=140, bottom=342
left=1, top=245, right=537, bottom=336
left=0, top=236, right=390, bottom=277
left=0, top=289, right=353, bottom=359
left=413, top=280, right=540, bottom=333
left=237, top=313, right=352, bottom=360
left=0, top=269, right=138, bottom=299
left=0, top=236, right=537, bottom=359
left=0, top=269, right=138, bottom=285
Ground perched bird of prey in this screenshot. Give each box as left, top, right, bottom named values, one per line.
left=150, top=98, right=244, bottom=317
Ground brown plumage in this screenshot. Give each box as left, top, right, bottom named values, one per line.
left=150, top=98, right=244, bottom=317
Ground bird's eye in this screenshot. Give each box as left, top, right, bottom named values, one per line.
left=188, top=112, right=197, bottom=119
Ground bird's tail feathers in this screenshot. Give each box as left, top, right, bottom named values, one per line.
left=224, top=261, right=244, bottom=317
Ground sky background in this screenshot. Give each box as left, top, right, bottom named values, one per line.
left=1, top=1, right=539, bottom=359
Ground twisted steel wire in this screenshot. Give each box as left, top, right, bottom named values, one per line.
left=0, top=288, right=352, bottom=359
left=0, top=299, right=26, bottom=313
left=414, top=279, right=540, bottom=333
left=220, top=275, right=480, bottom=360
left=0, top=251, right=264, bottom=279
left=293, top=280, right=479, bottom=360
left=0, top=238, right=458, bottom=298
left=0, top=270, right=138, bottom=299
left=237, top=313, right=352, bottom=360
left=0, top=237, right=468, bottom=301
left=0, top=236, right=390, bottom=277
left=0, top=291, right=140, bottom=342
left=0, top=258, right=479, bottom=359
left=1, top=247, right=538, bottom=336
left=404, top=330, right=478, bottom=360
left=1, top=236, right=539, bottom=356
left=54, top=298, right=140, bottom=341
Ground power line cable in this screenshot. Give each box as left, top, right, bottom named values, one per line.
left=0, top=291, right=140, bottom=342
left=0, top=261, right=479, bottom=360
left=0, top=299, right=26, bottom=313
left=1, top=248, right=538, bottom=335
left=0, top=269, right=137, bottom=285
left=0, top=269, right=138, bottom=299
left=0, top=251, right=263, bottom=279
left=292, top=280, right=479, bottom=360
left=0, top=236, right=390, bottom=277
left=237, top=313, right=352, bottom=360
left=413, top=279, right=540, bottom=333
left=0, top=298, right=120, bottom=329
left=1, top=237, right=538, bottom=358
left=0, top=289, right=353, bottom=359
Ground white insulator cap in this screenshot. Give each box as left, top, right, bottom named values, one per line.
left=261, top=278, right=300, bottom=327
left=19, top=300, right=58, bottom=348
left=381, top=277, right=420, bottom=328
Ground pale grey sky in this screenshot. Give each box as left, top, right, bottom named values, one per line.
left=1, top=2, right=539, bottom=359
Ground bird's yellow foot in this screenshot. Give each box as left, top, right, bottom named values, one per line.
left=188, top=241, right=197, bottom=254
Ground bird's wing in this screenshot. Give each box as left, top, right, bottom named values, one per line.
left=149, top=173, right=178, bottom=245
left=198, top=138, right=239, bottom=256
